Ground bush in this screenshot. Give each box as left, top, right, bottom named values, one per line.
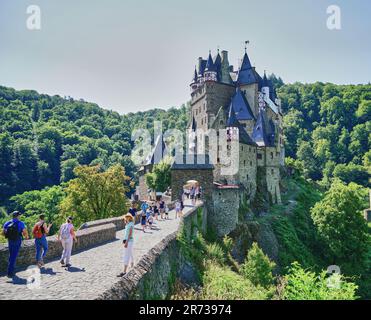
left=241, top=243, right=276, bottom=289
left=282, top=262, right=358, bottom=300
left=201, top=262, right=268, bottom=300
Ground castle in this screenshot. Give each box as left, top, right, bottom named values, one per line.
left=138, top=47, right=285, bottom=236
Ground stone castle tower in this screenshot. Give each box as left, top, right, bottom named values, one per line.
left=188, top=48, right=285, bottom=236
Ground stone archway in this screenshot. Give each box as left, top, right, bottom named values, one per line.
left=171, top=168, right=214, bottom=201
left=170, top=155, right=214, bottom=202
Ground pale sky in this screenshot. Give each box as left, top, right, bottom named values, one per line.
left=0, top=0, right=370, bottom=114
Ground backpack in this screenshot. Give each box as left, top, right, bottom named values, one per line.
left=60, top=224, right=71, bottom=240
left=5, top=221, right=20, bottom=241
left=33, top=223, right=44, bottom=239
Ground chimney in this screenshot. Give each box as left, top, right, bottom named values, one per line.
left=221, top=50, right=229, bottom=63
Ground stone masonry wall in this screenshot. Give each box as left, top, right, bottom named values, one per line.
left=211, top=188, right=240, bottom=237
left=0, top=223, right=117, bottom=274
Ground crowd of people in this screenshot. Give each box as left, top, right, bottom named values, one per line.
left=2, top=187, right=202, bottom=280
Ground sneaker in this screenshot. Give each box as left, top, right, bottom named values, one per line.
left=60, top=259, right=65, bottom=265
left=65, top=264, right=72, bottom=268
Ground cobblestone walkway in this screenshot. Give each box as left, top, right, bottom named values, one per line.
left=0, top=202, right=197, bottom=300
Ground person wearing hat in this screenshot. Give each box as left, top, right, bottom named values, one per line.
left=2, top=211, right=29, bottom=278
left=117, top=213, right=135, bottom=277
left=57, top=216, right=77, bottom=268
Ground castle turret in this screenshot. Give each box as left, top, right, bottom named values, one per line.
left=204, top=51, right=217, bottom=82
left=261, top=71, right=270, bottom=99
left=190, top=67, right=198, bottom=92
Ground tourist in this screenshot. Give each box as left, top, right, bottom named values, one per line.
left=141, top=201, right=149, bottom=215
left=195, top=185, right=200, bottom=203
left=164, top=203, right=169, bottom=220
left=159, top=198, right=165, bottom=220
left=190, top=186, right=196, bottom=206
left=148, top=213, right=154, bottom=229
left=129, top=203, right=137, bottom=222
left=117, top=213, right=135, bottom=277
left=58, top=216, right=77, bottom=268
left=140, top=209, right=147, bottom=232
left=153, top=202, right=159, bottom=221
left=32, top=214, right=52, bottom=268
left=146, top=207, right=153, bottom=226
left=175, top=200, right=182, bottom=219
left=2, top=211, right=29, bottom=278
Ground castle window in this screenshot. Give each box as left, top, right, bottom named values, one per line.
left=254, top=149, right=256, bottom=153
left=244, top=160, right=246, bottom=166
left=250, top=161, right=252, bottom=166
left=257, top=153, right=262, bottom=160
left=217, top=157, right=220, bottom=163
left=241, top=146, right=243, bottom=151
left=271, top=169, right=274, bottom=175
left=271, top=152, right=274, bottom=159
left=220, top=120, right=223, bottom=125
left=249, top=147, right=251, bottom=152
left=247, top=174, right=249, bottom=180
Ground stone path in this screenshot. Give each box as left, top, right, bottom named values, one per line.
left=0, top=201, right=198, bottom=300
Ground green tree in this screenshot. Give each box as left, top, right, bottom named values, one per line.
left=311, top=180, right=369, bottom=274
left=60, top=164, right=130, bottom=227
left=282, top=262, right=358, bottom=300
left=145, top=156, right=172, bottom=192
left=241, top=242, right=276, bottom=290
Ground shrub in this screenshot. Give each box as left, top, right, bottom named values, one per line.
left=282, top=262, right=358, bottom=300
left=241, top=243, right=276, bottom=289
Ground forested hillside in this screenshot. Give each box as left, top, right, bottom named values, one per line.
left=0, top=86, right=188, bottom=206
left=278, top=82, right=370, bottom=188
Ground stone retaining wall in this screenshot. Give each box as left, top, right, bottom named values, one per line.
left=79, top=216, right=125, bottom=231
left=0, top=223, right=117, bottom=274
left=97, top=204, right=205, bottom=300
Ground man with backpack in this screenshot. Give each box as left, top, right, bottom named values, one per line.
left=2, top=211, right=29, bottom=278
left=32, top=214, right=52, bottom=268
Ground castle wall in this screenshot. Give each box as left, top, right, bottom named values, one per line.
left=211, top=188, right=240, bottom=237
left=191, top=82, right=235, bottom=131
left=238, top=144, right=257, bottom=200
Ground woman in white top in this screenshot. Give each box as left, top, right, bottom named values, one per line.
left=117, top=213, right=135, bottom=277
left=57, top=216, right=77, bottom=268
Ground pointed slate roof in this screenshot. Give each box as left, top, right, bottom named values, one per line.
left=252, top=108, right=275, bottom=147
left=198, top=59, right=207, bottom=76
left=226, top=104, right=256, bottom=146
left=214, top=52, right=222, bottom=81
left=262, top=72, right=269, bottom=87
left=146, top=134, right=166, bottom=165
left=205, top=52, right=217, bottom=72
left=230, top=88, right=255, bottom=121
left=192, top=67, right=198, bottom=83
left=237, top=52, right=258, bottom=85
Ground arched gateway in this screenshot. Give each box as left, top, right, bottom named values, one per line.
left=170, top=154, right=214, bottom=201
